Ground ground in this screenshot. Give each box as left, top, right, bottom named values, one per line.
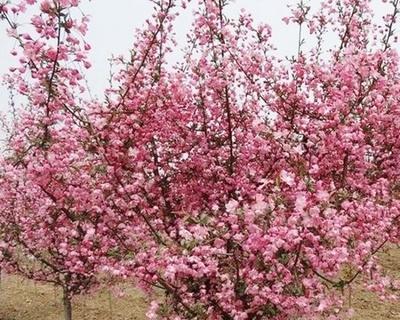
left=0, top=248, right=399, bottom=320
left=351, top=246, right=400, bottom=320
left=0, top=277, right=148, bottom=320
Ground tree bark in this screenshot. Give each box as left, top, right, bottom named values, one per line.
left=108, top=290, right=114, bottom=320
left=63, top=287, right=72, bottom=320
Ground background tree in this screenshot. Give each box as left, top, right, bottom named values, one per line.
left=0, top=1, right=111, bottom=319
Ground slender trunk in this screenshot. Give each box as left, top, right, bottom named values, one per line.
left=63, top=287, right=72, bottom=320
left=53, top=285, right=58, bottom=307
left=108, top=290, right=114, bottom=320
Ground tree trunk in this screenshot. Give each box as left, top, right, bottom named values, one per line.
left=63, top=287, right=72, bottom=320
left=108, top=290, right=114, bottom=320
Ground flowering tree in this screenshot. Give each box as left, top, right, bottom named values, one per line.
left=0, top=1, right=112, bottom=319
left=1, top=0, right=400, bottom=319
left=94, top=0, right=400, bottom=318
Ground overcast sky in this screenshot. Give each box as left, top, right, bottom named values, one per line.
left=0, top=0, right=393, bottom=112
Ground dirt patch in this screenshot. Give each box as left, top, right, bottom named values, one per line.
left=0, top=276, right=148, bottom=320
left=0, top=248, right=399, bottom=319
left=351, top=246, right=400, bottom=320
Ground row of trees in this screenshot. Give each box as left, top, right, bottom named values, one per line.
left=0, top=0, right=399, bottom=319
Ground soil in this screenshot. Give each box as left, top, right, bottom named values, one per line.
left=0, top=247, right=398, bottom=320
left=351, top=246, right=400, bottom=320
left=0, top=276, right=148, bottom=320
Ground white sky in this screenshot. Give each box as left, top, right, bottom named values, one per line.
left=0, top=0, right=393, bottom=111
